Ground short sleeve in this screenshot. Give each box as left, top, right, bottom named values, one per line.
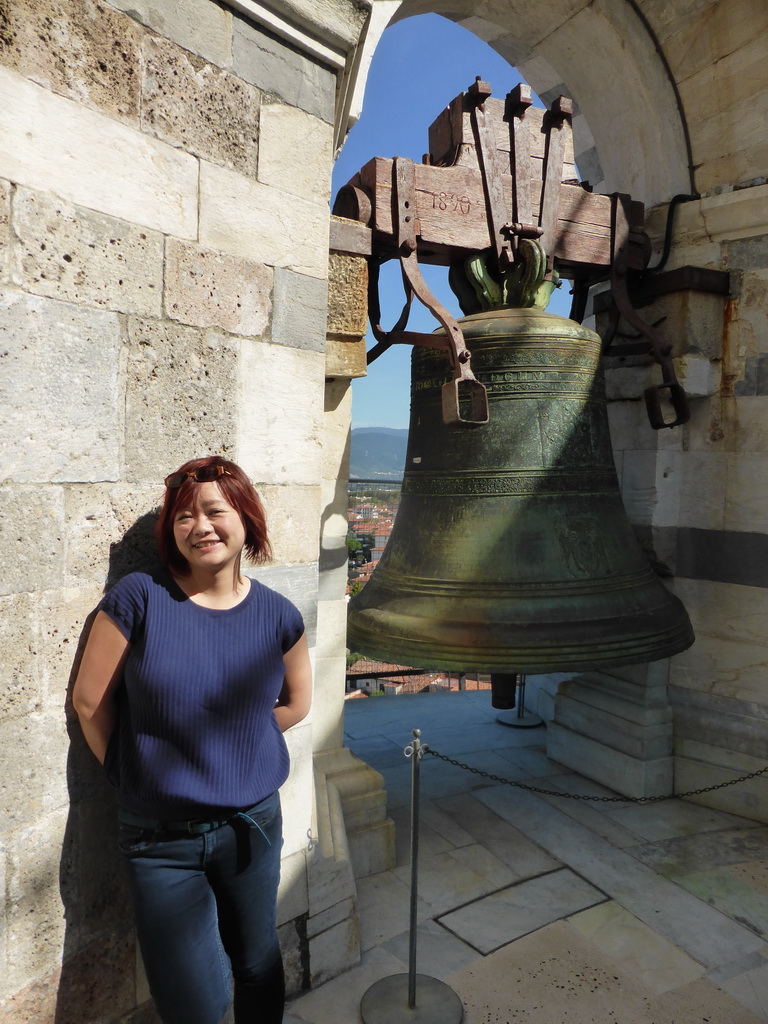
left=281, top=602, right=305, bottom=654
left=98, top=573, right=149, bottom=643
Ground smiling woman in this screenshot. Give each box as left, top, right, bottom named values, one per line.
left=71, top=455, right=313, bottom=1024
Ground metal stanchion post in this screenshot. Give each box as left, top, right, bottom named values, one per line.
left=360, top=729, right=464, bottom=1024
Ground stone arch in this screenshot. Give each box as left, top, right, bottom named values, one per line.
left=352, top=0, right=692, bottom=209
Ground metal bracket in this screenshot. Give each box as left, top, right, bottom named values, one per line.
left=608, top=193, right=690, bottom=429
left=367, top=157, right=489, bottom=427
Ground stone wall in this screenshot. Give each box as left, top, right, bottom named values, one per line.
left=0, top=0, right=369, bottom=1019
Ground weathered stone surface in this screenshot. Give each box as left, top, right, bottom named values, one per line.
left=278, top=849, right=310, bottom=926
left=0, top=0, right=144, bottom=125
left=0, top=65, right=198, bottom=238
left=141, top=34, right=260, bottom=176
left=124, top=318, right=240, bottom=480
left=247, top=563, right=318, bottom=645
left=272, top=269, right=328, bottom=352
left=0, top=712, right=69, bottom=828
left=54, top=927, right=136, bottom=1024
left=724, top=453, right=768, bottom=533
left=239, top=341, right=325, bottom=484
left=105, top=485, right=165, bottom=585
left=258, top=101, right=333, bottom=202
left=164, top=239, right=272, bottom=336
left=279, top=914, right=308, bottom=1000
left=309, top=916, right=361, bottom=987
left=268, top=0, right=369, bottom=50
left=4, top=808, right=68, bottom=996
left=232, top=18, right=336, bottom=124
left=10, top=186, right=164, bottom=315
left=62, top=487, right=125, bottom=587
left=0, top=592, right=41, bottom=722
left=664, top=0, right=768, bottom=86
left=0, top=486, right=66, bottom=597
left=39, top=586, right=103, bottom=710
left=0, top=177, right=11, bottom=281
left=327, top=253, right=368, bottom=336
left=109, top=0, right=233, bottom=68
left=258, top=484, right=321, bottom=565
left=0, top=290, right=121, bottom=483
left=199, top=162, right=330, bottom=279
left=280, top=721, right=314, bottom=856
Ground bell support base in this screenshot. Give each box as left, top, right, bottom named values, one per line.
left=547, top=667, right=675, bottom=799
left=360, top=974, right=464, bottom=1024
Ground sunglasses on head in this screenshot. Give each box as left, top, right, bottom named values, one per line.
left=164, top=465, right=231, bottom=488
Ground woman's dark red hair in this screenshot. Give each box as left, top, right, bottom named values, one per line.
left=155, top=456, right=271, bottom=576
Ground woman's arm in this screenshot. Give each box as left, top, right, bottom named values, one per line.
left=274, top=632, right=313, bottom=733
left=72, top=611, right=130, bottom=764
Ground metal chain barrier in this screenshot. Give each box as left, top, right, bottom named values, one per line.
left=426, top=747, right=768, bottom=804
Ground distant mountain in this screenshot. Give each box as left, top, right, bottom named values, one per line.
left=350, top=428, right=408, bottom=480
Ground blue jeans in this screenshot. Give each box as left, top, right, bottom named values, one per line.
left=118, top=791, right=284, bottom=1024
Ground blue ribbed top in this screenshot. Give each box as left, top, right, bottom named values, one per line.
left=99, top=571, right=305, bottom=818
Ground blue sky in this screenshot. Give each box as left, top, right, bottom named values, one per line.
left=332, top=13, right=573, bottom=430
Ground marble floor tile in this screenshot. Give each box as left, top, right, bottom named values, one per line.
left=716, top=958, right=768, bottom=1023
left=566, top=900, right=705, bottom=995
left=433, top=790, right=561, bottom=878
left=602, top=796, right=760, bottom=842
left=445, top=919, right=764, bottom=1024
left=387, top=803, right=458, bottom=867
left=345, top=733, right=408, bottom=769
left=495, top=742, right=568, bottom=779
left=393, top=843, right=517, bottom=917
left=355, top=869, right=433, bottom=951
left=438, top=868, right=606, bottom=954
left=382, top=919, right=482, bottom=980
left=630, top=825, right=768, bottom=874
left=476, top=784, right=767, bottom=968
left=286, top=960, right=400, bottom=1024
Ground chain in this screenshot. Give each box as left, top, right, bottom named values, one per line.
left=425, top=747, right=768, bottom=804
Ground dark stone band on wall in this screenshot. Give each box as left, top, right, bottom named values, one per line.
left=676, top=527, right=768, bottom=588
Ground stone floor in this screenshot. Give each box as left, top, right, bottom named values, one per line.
left=287, top=689, right=768, bottom=1024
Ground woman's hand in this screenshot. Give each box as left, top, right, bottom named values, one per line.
left=72, top=611, right=130, bottom=763
left=274, top=633, right=312, bottom=733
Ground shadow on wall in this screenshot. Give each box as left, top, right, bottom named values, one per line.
left=58, top=511, right=160, bottom=1024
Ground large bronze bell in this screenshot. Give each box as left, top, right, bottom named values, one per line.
left=347, top=305, right=694, bottom=677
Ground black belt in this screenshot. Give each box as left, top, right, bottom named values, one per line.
left=119, top=809, right=232, bottom=835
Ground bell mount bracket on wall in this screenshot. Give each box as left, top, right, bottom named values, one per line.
left=332, top=78, right=730, bottom=429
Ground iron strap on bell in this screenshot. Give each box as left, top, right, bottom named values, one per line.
left=343, top=79, right=695, bottom=705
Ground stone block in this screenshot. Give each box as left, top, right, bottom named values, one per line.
left=141, top=34, right=260, bottom=177
left=312, top=654, right=347, bottom=752
left=239, top=341, right=325, bottom=484
left=0, top=65, right=198, bottom=238
left=279, top=915, right=309, bottom=1000
left=0, top=290, right=121, bottom=483
left=62, top=487, right=125, bottom=587
left=258, top=102, right=333, bottom=202
left=272, top=269, right=328, bottom=352
left=0, top=486, right=66, bottom=597
left=38, top=585, right=104, bottom=710
left=278, top=849, right=309, bottom=927
left=327, top=253, right=368, bottom=336
left=0, top=177, right=10, bottom=281
left=0, top=712, right=70, bottom=828
left=308, top=916, right=361, bottom=987
left=724, top=453, right=768, bottom=532
left=232, top=18, right=336, bottom=124
left=56, top=928, right=136, bottom=1024
left=675, top=577, right=768, bottom=648
left=105, top=485, right=166, bottom=584
left=258, top=484, right=321, bottom=565
left=4, top=808, right=69, bottom=994
left=306, top=895, right=355, bottom=941
left=0, top=0, right=144, bottom=126
left=547, top=721, right=673, bottom=799
left=109, top=0, right=233, bottom=68
left=247, top=564, right=318, bottom=645
left=325, top=335, right=368, bottom=378
left=280, top=722, right=315, bottom=857
left=664, top=0, right=768, bottom=85
left=0, top=592, right=41, bottom=722
left=124, top=318, right=239, bottom=479
left=199, top=162, right=329, bottom=279
left=10, top=186, right=164, bottom=316
left=677, top=452, right=726, bottom=529
left=315, top=599, right=347, bottom=663
left=347, top=819, right=397, bottom=879
left=671, top=630, right=768, bottom=708
left=164, top=239, right=272, bottom=336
